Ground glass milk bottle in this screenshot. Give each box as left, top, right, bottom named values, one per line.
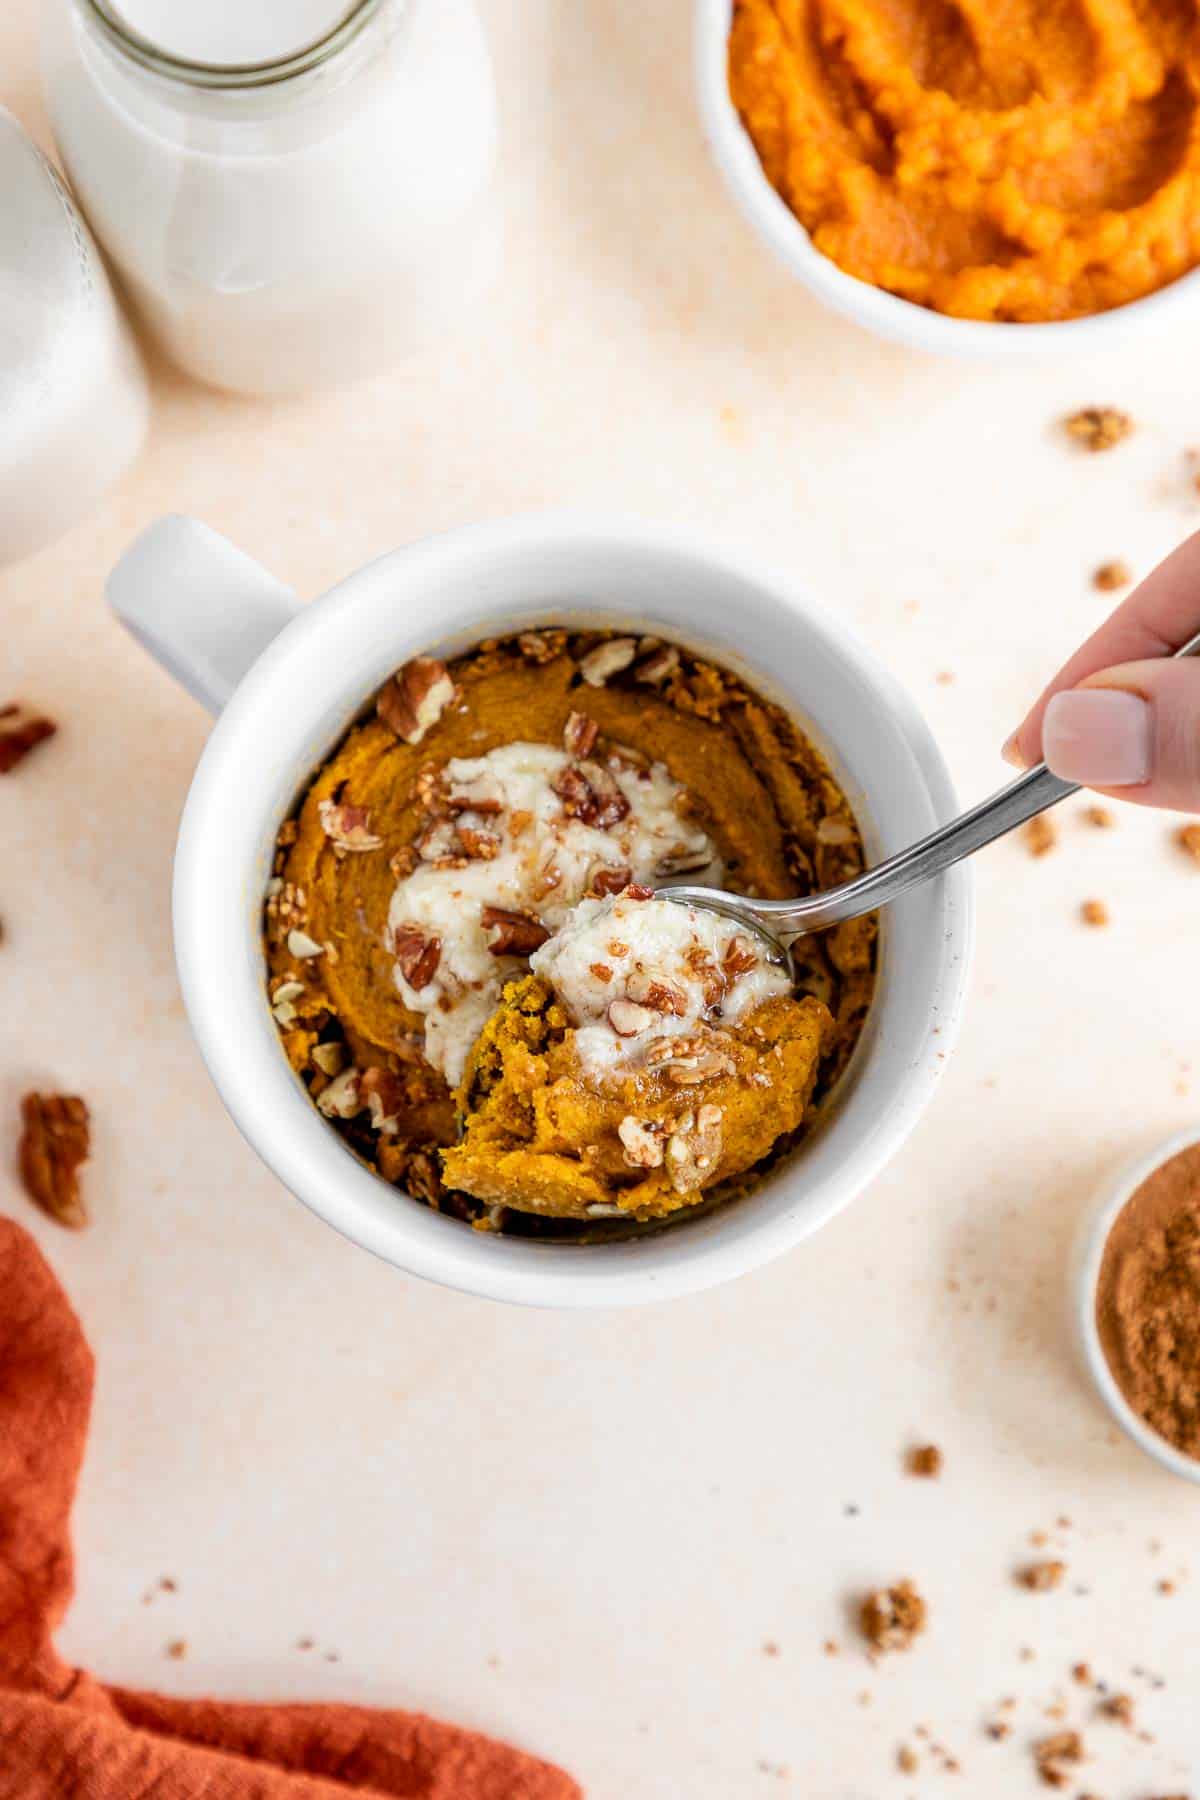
left=40, top=0, right=500, bottom=396
left=0, top=107, right=148, bottom=569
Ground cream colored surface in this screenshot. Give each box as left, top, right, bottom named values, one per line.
left=2, top=4, right=1199, bottom=1794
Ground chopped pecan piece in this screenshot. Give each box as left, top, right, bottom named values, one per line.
left=1064, top=406, right=1133, bottom=452
left=517, top=630, right=566, bottom=664
left=607, top=998, right=657, bottom=1038
left=315, top=1067, right=363, bottom=1119
left=0, top=704, right=56, bottom=774
left=589, top=962, right=613, bottom=983
left=623, top=884, right=655, bottom=902
left=392, top=924, right=442, bottom=989
left=310, top=1041, right=346, bottom=1076
left=627, top=972, right=688, bottom=1015
left=552, top=759, right=630, bottom=830
left=415, top=819, right=461, bottom=864
left=563, top=710, right=600, bottom=757
left=317, top=796, right=382, bottom=853
left=859, top=1580, right=926, bottom=1653
left=286, top=930, right=324, bottom=960
left=376, top=657, right=455, bottom=745
left=19, top=1093, right=91, bottom=1229
left=590, top=864, right=633, bottom=897
left=270, top=979, right=306, bottom=1025
left=446, top=794, right=503, bottom=819
left=664, top=1103, right=724, bottom=1193
left=360, top=1066, right=406, bottom=1134
left=645, top=1032, right=735, bottom=1085
left=578, top=637, right=637, bottom=687
left=722, top=936, right=758, bottom=979
left=481, top=905, right=550, bottom=956
left=654, top=844, right=712, bottom=877
left=377, top=1143, right=442, bottom=1201
left=618, top=1115, right=664, bottom=1169
left=635, top=644, right=680, bottom=685
left=457, top=823, right=501, bottom=860
left=414, top=763, right=441, bottom=812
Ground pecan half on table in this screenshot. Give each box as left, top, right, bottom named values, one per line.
left=18, top=1092, right=91, bottom=1229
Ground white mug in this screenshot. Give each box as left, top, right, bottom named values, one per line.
left=108, top=512, right=973, bottom=1307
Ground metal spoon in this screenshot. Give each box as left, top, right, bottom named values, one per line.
left=665, top=625, right=1200, bottom=974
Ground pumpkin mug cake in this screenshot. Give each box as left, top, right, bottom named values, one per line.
left=264, top=629, right=876, bottom=1237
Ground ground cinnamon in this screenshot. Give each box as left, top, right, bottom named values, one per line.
left=1096, top=1142, right=1200, bottom=1459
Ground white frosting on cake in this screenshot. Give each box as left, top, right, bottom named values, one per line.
left=386, top=740, right=721, bottom=1084
left=531, top=892, right=790, bottom=1081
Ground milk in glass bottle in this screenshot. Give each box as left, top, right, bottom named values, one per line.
left=41, top=0, right=500, bottom=395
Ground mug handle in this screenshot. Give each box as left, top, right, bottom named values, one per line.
left=107, top=515, right=301, bottom=715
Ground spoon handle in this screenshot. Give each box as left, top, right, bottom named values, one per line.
left=746, top=623, right=1200, bottom=939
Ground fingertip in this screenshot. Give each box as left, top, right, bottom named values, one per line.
left=1001, top=730, right=1026, bottom=769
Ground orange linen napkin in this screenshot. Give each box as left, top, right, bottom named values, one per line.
left=0, top=1218, right=580, bottom=1800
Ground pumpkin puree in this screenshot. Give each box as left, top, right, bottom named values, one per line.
left=265, top=635, right=875, bottom=1235
left=728, top=0, right=1200, bottom=321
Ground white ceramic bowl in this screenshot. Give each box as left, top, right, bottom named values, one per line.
left=110, top=510, right=973, bottom=1308
left=695, top=0, right=1200, bottom=358
left=1072, top=1127, right=1200, bottom=1485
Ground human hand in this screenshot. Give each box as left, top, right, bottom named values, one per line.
left=1003, top=530, right=1200, bottom=814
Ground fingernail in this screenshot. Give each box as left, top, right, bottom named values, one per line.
left=1042, top=689, right=1153, bottom=787
left=1001, top=732, right=1024, bottom=769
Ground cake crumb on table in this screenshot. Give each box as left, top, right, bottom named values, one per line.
left=1084, top=805, right=1114, bottom=828
left=165, top=1640, right=187, bottom=1660
left=1093, top=559, right=1132, bottom=591
left=1034, top=1728, right=1083, bottom=1787
left=1081, top=900, right=1110, bottom=927
left=1100, top=1691, right=1135, bottom=1726
left=1177, top=823, right=1200, bottom=862
left=859, top=1580, right=927, bottom=1652
left=906, top=1444, right=943, bottom=1478
left=1063, top=407, right=1133, bottom=452
left=897, top=1745, right=919, bottom=1774
left=1025, top=816, right=1058, bottom=857
left=1018, top=1560, right=1067, bottom=1591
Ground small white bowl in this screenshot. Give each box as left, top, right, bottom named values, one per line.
left=1072, top=1126, right=1200, bottom=1485
left=694, top=0, right=1200, bottom=358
